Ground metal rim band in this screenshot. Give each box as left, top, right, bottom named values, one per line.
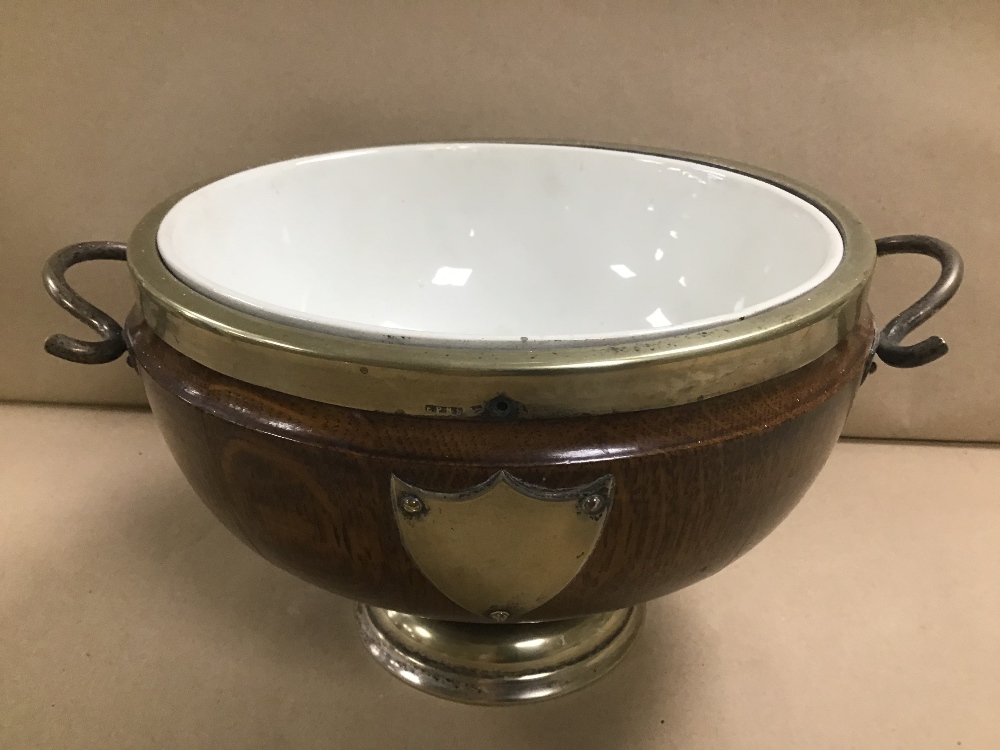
left=127, top=142, right=875, bottom=418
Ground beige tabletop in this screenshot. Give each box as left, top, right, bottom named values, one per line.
left=1, top=403, right=997, bottom=749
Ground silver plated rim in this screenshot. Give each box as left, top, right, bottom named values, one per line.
left=127, top=142, right=875, bottom=417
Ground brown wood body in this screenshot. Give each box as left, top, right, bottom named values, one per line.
left=126, top=311, right=874, bottom=622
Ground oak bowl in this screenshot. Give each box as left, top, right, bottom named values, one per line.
left=43, top=142, right=962, bottom=703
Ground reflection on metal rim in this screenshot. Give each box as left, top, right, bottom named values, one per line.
left=127, top=142, right=875, bottom=417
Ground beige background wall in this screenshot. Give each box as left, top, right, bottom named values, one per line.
left=2, top=1, right=997, bottom=441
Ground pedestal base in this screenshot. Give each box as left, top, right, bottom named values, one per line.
left=356, top=604, right=644, bottom=705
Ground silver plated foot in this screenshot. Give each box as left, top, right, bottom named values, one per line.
left=356, top=604, right=644, bottom=705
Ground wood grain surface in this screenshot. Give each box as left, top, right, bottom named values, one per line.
left=127, top=311, right=874, bottom=621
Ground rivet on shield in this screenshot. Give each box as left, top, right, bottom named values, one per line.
left=400, top=494, right=425, bottom=516
left=580, top=494, right=606, bottom=517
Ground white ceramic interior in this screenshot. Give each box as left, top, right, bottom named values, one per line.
left=157, top=143, right=843, bottom=346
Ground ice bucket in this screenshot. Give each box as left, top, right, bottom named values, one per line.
left=43, top=143, right=963, bottom=703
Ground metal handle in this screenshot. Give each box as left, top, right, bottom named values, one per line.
left=42, top=241, right=129, bottom=364
left=873, top=235, right=964, bottom=369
